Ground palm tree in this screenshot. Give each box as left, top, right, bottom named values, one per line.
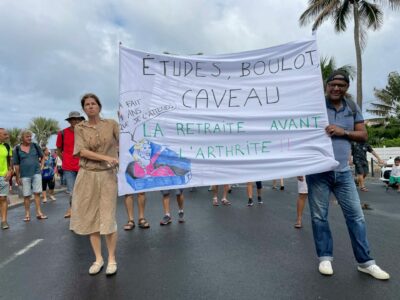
left=367, top=71, right=400, bottom=121
left=299, top=0, right=400, bottom=110
left=29, top=117, right=60, bottom=147
left=6, top=127, right=22, bottom=147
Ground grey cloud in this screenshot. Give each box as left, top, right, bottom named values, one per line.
left=0, top=0, right=399, bottom=129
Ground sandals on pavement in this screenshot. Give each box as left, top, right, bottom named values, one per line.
left=64, top=209, right=71, bottom=218
left=23, top=216, right=31, bottom=222
left=361, top=203, right=373, bottom=210
left=124, top=220, right=135, bottom=231
left=106, top=262, right=117, bottom=276
left=294, top=222, right=302, bottom=229
left=89, top=261, right=104, bottom=275
left=360, top=186, right=369, bottom=192
left=212, top=196, right=219, bottom=206
left=221, top=198, right=231, bottom=205
left=36, top=214, right=48, bottom=220
left=138, top=218, right=150, bottom=229
left=1, top=221, right=9, bottom=230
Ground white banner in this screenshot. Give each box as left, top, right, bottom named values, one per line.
left=118, top=36, right=338, bottom=195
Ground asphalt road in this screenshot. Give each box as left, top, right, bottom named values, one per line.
left=0, top=178, right=399, bottom=300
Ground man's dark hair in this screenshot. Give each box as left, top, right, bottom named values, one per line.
left=326, top=69, right=350, bottom=84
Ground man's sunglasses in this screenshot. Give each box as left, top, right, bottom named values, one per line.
left=327, top=82, right=348, bottom=89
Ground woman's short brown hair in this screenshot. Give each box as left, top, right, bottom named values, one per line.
left=81, top=93, right=102, bottom=110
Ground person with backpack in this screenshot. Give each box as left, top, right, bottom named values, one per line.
left=0, top=128, right=13, bottom=229
left=56, top=111, right=85, bottom=218
left=13, top=129, right=47, bottom=222
left=351, top=141, right=384, bottom=192
left=306, top=70, right=389, bottom=280
left=41, top=147, right=56, bottom=203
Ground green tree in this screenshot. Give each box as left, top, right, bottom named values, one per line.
left=366, top=116, right=400, bottom=146
left=299, top=0, right=400, bottom=110
left=6, top=127, right=22, bottom=147
left=29, top=117, right=60, bottom=147
left=366, top=71, right=400, bottom=121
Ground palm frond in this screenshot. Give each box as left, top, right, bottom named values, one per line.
left=374, top=89, right=394, bottom=103
left=320, top=56, right=337, bottom=81
left=334, top=1, right=351, bottom=31
left=299, top=0, right=340, bottom=27
left=313, top=0, right=342, bottom=30
left=368, top=103, right=394, bottom=110
left=368, top=72, right=400, bottom=118
left=6, top=127, right=22, bottom=147
left=366, top=109, right=392, bottom=116
left=29, top=117, right=60, bottom=147
left=372, top=0, right=400, bottom=10
left=360, top=2, right=383, bottom=29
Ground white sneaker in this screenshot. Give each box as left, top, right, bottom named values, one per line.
left=49, top=195, right=56, bottom=201
left=319, top=261, right=333, bottom=275
left=358, top=264, right=390, bottom=280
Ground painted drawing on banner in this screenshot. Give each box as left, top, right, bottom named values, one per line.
left=125, top=138, right=192, bottom=191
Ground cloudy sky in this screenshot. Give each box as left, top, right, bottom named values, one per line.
left=1, top=0, right=399, bottom=131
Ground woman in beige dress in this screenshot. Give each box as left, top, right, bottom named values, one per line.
left=70, top=93, right=119, bottom=276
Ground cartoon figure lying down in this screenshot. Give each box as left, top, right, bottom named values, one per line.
left=125, top=139, right=191, bottom=190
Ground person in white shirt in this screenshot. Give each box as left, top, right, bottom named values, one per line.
left=389, top=156, right=400, bottom=192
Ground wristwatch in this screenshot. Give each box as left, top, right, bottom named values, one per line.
left=343, top=130, right=350, bottom=138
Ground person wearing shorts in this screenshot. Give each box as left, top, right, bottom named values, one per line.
left=212, top=185, right=231, bottom=206
left=351, top=142, right=383, bottom=192
left=160, top=189, right=185, bottom=225
left=294, top=176, right=308, bottom=229
left=246, top=181, right=263, bottom=206
left=13, top=130, right=47, bottom=222
left=388, top=156, right=400, bottom=191
left=41, top=147, right=56, bottom=203
left=56, top=155, right=64, bottom=185
left=123, top=193, right=150, bottom=230
left=272, top=178, right=284, bottom=190
left=0, top=128, right=13, bottom=229
left=56, top=111, right=85, bottom=218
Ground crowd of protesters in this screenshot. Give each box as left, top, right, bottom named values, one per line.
left=0, top=70, right=394, bottom=280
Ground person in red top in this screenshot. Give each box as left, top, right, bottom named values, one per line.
left=56, top=111, right=84, bottom=218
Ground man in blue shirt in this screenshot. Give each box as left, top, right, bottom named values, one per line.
left=306, top=70, right=389, bottom=280
left=13, top=130, right=47, bottom=222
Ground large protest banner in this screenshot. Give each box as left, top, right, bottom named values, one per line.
left=118, top=36, right=338, bottom=195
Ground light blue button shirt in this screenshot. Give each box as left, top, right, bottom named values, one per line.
left=326, top=98, right=364, bottom=172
